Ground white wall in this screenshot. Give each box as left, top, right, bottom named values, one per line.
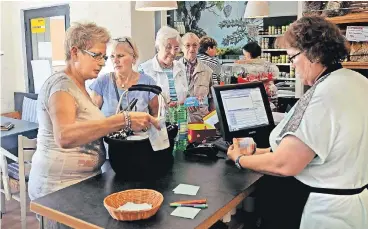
left=269, top=1, right=298, bottom=17
left=130, top=2, right=155, bottom=67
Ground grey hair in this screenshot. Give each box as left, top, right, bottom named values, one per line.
left=64, top=22, right=110, bottom=60
left=110, top=36, right=139, bottom=60
left=155, top=26, right=181, bottom=51
left=181, top=32, right=200, bottom=48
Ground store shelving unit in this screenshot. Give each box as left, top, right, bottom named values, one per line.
left=327, top=12, right=368, bottom=71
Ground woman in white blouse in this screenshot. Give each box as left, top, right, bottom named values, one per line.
left=227, top=16, right=368, bottom=229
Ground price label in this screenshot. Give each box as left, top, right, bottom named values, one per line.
left=346, top=26, right=368, bottom=42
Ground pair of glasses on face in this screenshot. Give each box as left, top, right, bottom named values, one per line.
left=289, top=51, right=301, bottom=64
left=165, top=44, right=180, bottom=53
left=184, top=43, right=199, bottom=49
left=82, top=50, right=108, bottom=61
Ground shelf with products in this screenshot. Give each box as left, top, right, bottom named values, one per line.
left=275, top=77, right=296, bottom=81
left=325, top=13, right=368, bottom=70
left=259, top=34, right=283, bottom=38
left=261, top=52, right=290, bottom=64
left=326, top=12, right=368, bottom=24
left=173, top=21, right=186, bottom=35
left=341, top=61, right=368, bottom=69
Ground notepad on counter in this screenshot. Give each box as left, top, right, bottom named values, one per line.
left=170, top=206, right=201, bottom=219
left=173, top=184, right=200, bottom=196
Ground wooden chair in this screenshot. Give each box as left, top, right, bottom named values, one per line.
left=0, top=135, right=36, bottom=229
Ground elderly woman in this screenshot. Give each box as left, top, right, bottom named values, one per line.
left=138, top=26, right=188, bottom=118
left=89, top=37, right=158, bottom=117
left=28, top=22, right=159, bottom=211
left=197, top=36, right=221, bottom=85
left=227, top=16, right=368, bottom=229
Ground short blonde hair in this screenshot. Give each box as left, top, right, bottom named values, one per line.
left=64, top=22, right=110, bottom=60
left=110, top=37, right=139, bottom=60
left=181, top=32, right=200, bottom=48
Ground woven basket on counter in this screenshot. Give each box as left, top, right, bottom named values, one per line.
left=103, top=189, right=164, bottom=221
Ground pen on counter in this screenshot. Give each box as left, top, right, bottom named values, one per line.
left=169, top=203, right=208, bottom=209
left=171, top=199, right=207, bottom=205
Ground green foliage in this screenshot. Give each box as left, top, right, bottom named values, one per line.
left=216, top=47, right=243, bottom=57
left=218, top=18, right=262, bottom=46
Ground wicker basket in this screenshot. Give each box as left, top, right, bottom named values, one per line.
left=104, top=189, right=164, bottom=221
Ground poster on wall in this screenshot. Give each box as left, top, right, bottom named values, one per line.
left=31, top=18, right=46, bottom=33
left=174, top=1, right=263, bottom=58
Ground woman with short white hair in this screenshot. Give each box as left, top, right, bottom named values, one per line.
left=138, top=26, right=188, bottom=116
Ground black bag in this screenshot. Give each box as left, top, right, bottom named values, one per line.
left=104, top=84, right=178, bottom=181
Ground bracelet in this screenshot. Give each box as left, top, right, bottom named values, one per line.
left=123, top=111, right=131, bottom=132
left=252, top=143, right=257, bottom=155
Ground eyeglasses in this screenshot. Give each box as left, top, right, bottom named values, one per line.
left=184, top=43, right=199, bottom=49
left=113, top=37, right=134, bottom=52
left=289, top=51, right=301, bottom=64
left=165, top=44, right=180, bottom=53
left=82, top=50, right=108, bottom=61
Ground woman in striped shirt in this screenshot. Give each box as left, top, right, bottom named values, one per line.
left=197, top=36, right=221, bottom=85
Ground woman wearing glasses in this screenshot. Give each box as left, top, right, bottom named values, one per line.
left=28, top=23, right=159, bottom=225
left=138, top=26, right=188, bottom=112
left=89, top=37, right=159, bottom=117
left=227, top=16, right=368, bottom=229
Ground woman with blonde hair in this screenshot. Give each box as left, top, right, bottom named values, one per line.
left=28, top=22, right=159, bottom=211
left=90, top=37, right=158, bottom=117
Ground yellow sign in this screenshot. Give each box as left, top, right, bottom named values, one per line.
left=31, top=18, right=46, bottom=33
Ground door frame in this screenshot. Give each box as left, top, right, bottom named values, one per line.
left=24, top=4, right=70, bottom=93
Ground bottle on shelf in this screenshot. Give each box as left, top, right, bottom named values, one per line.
left=290, top=67, right=295, bottom=78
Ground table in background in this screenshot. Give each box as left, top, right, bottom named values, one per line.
left=1, top=117, right=38, bottom=155
left=31, top=151, right=263, bottom=229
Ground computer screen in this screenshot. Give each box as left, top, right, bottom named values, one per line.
left=220, top=87, right=269, bottom=132
left=211, top=82, right=274, bottom=147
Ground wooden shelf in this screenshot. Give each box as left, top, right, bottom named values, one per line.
left=326, top=12, right=368, bottom=24
left=341, top=61, right=368, bottom=69
left=262, top=49, right=287, bottom=52
left=275, top=78, right=296, bottom=81
left=259, top=34, right=283, bottom=37
left=275, top=63, right=291, bottom=66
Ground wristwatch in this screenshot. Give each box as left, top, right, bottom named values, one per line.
left=235, top=155, right=246, bottom=169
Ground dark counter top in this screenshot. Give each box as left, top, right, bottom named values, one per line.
left=31, top=151, right=263, bottom=229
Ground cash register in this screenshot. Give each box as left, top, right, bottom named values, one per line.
left=184, top=81, right=275, bottom=158
left=211, top=81, right=275, bottom=148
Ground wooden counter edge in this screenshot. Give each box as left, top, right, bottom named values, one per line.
left=30, top=201, right=103, bottom=229
left=195, top=182, right=257, bottom=229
